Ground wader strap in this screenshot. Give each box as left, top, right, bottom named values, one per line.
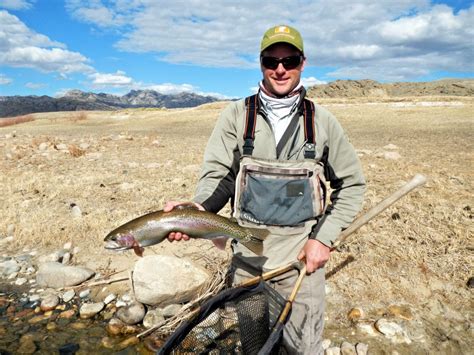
left=303, top=99, right=316, bottom=159
left=243, top=95, right=317, bottom=158
left=243, top=94, right=258, bottom=156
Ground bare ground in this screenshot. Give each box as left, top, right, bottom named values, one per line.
left=1, top=97, right=473, bottom=354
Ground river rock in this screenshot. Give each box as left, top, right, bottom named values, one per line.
left=375, top=318, right=404, bottom=337
left=17, top=334, right=37, bottom=354
left=341, top=341, right=356, bottom=355
left=355, top=342, right=368, bottom=355
left=40, top=294, right=60, bottom=311
left=80, top=302, right=105, bottom=319
left=116, top=301, right=146, bottom=325
left=106, top=318, right=125, bottom=335
left=347, top=307, right=364, bottom=322
left=36, top=262, right=95, bottom=288
left=0, top=259, right=20, bottom=276
left=15, top=277, right=28, bottom=286
left=384, top=151, right=401, bottom=160
left=326, top=347, right=341, bottom=355
left=388, top=304, right=413, bottom=320
left=133, top=255, right=210, bottom=306
left=143, top=308, right=165, bottom=328
left=322, top=339, right=331, bottom=350
left=162, top=304, right=182, bottom=318
left=356, top=321, right=378, bottom=336
left=62, top=289, right=75, bottom=302
left=104, top=293, right=117, bottom=305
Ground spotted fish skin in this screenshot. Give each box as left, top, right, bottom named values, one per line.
left=104, top=206, right=269, bottom=255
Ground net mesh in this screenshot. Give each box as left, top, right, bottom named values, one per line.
left=159, top=280, right=287, bottom=355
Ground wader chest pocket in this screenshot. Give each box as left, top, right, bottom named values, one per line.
left=235, top=159, right=325, bottom=227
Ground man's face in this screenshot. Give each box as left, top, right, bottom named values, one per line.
left=260, top=43, right=305, bottom=97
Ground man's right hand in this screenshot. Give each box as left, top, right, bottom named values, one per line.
left=164, top=201, right=204, bottom=242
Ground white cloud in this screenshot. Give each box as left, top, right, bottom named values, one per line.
left=0, top=0, right=34, bottom=10
left=25, top=82, right=47, bottom=89
left=301, top=77, right=327, bottom=87
left=65, top=0, right=474, bottom=81
left=0, top=74, right=13, bottom=85
left=0, top=11, right=94, bottom=75
left=89, top=70, right=133, bottom=88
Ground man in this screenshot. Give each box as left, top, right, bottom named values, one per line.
left=166, top=25, right=365, bottom=354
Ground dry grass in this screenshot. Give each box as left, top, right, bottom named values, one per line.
left=0, top=114, right=35, bottom=127
left=0, top=97, right=472, bottom=352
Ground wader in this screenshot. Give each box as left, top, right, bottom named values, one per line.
left=230, top=95, right=327, bottom=354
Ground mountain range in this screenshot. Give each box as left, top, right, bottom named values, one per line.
left=0, top=90, right=219, bottom=118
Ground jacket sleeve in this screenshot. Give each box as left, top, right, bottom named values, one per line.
left=193, top=102, right=242, bottom=213
left=312, top=108, right=366, bottom=247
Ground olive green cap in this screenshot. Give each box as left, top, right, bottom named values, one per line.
left=260, top=25, right=304, bottom=53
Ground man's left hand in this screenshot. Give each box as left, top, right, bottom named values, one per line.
left=297, top=239, right=331, bottom=273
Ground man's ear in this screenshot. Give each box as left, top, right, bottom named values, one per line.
left=301, top=57, right=306, bottom=72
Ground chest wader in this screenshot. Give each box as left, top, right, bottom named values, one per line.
left=233, top=94, right=327, bottom=235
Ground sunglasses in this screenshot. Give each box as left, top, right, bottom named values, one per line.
left=260, top=55, right=304, bottom=70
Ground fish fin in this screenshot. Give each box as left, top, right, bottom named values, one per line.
left=246, top=227, right=270, bottom=241
left=239, top=239, right=264, bottom=256
left=174, top=202, right=200, bottom=210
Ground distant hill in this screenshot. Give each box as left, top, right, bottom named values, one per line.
left=0, top=89, right=219, bottom=118
left=307, top=79, right=474, bottom=98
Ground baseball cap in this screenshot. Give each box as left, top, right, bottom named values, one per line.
left=260, top=25, right=304, bottom=53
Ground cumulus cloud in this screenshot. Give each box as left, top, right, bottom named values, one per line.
left=0, top=10, right=94, bottom=75
left=65, top=0, right=474, bottom=81
left=89, top=70, right=133, bottom=88
left=0, top=0, right=34, bottom=10
left=301, top=77, right=327, bottom=87
left=0, top=74, right=13, bottom=85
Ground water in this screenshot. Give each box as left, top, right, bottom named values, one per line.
left=0, top=286, right=163, bottom=354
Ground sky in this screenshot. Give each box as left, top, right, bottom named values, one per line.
left=0, top=0, right=473, bottom=99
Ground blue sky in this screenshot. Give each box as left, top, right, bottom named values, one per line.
left=0, top=0, right=473, bottom=99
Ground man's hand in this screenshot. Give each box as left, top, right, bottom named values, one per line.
left=164, top=201, right=227, bottom=250
left=297, top=239, right=331, bottom=273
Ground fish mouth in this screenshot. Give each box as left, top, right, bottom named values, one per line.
left=104, top=240, right=132, bottom=251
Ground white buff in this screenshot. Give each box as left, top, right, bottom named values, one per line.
left=258, top=81, right=303, bottom=144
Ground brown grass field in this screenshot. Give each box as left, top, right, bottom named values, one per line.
left=1, top=97, right=472, bottom=353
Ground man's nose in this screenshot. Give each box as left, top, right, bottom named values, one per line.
left=275, top=63, right=286, bottom=74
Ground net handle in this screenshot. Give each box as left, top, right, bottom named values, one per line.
left=237, top=260, right=305, bottom=288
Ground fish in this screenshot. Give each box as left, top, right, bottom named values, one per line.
left=104, top=204, right=269, bottom=256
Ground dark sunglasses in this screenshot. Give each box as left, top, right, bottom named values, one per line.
left=260, top=55, right=304, bottom=70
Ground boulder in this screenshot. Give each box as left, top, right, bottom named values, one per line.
left=133, top=255, right=209, bottom=306
left=36, top=262, right=95, bottom=288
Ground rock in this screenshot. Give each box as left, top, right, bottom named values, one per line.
left=467, top=277, right=474, bottom=288
left=106, top=318, right=125, bottom=336
left=0, top=259, right=20, bottom=276
left=162, top=304, right=181, bottom=318
left=341, top=341, right=356, bottom=355
left=79, top=289, right=91, bottom=298
left=80, top=302, right=105, bottom=319
left=143, top=308, right=165, bottom=328
left=63, top=242, right=73, bottom=250
left=383, top=151, right=402, bottom=160
left=117, top=336, right=139, bottom=350
left=116, top=301, right=146, bottom=325
left=383, top=144, right=398, bottom=150
left=322, top=339, right=331, bottom=350
left=71, top=205, right=82, bottom=218
left=388, top=304, right=413, bottom=320
left=38, top=142, right=48, bottom=151
left=104, top=293, right=117, bottom=305
left=17, top=334, right=37, bottom=354
left=58, top=309, right=76, bottom=319
left=347, top=307, right=364, bottom=322
left=62, top=289, right=75, bottom=302
left=375, top=319, right=404, bottom=337
left=355, top=342, right=368, bottom=355
left=61, top=252, right=71, bottom=265
left=356, top=321, right=378, bottom=336
left=55, top=143, right=68, bottom=151
left=58, top=343, right=80, bottom=354
left=36, top=262, right=94, bottom=288
left=15, top=277, right=28, bottom=286
left=40, top=294, right=60, bottom=312
left=326, top=346, right=341, bottom=355
left=133, top=255, right=210, bottom=306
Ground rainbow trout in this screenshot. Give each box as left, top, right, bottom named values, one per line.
left=104, top=205, right=269, bottom=256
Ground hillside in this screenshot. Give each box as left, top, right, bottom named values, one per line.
left=0, top=90, right=219, bottom=118
left=307, top=79, right=474, bottom=98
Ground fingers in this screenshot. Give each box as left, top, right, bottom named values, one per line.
left=167, top=232, right=190, bottom=242
left=163, top=201, right=180, bottom=212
